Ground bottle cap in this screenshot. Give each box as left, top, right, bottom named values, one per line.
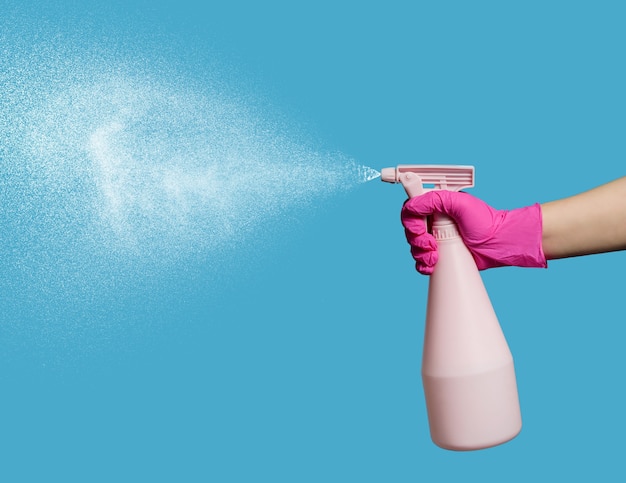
left=432, top=222, right=460, bottom=240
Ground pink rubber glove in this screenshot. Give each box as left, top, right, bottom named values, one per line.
left=401, top=191, right=547, bottom=275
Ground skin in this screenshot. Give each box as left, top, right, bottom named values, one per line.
left=541, top=176, right=626, bottom=259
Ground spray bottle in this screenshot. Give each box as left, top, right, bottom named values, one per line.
left=382, top=165, right=521, bottom=451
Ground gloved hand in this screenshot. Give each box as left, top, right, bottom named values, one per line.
left=401, top=191, right=547, bottom=275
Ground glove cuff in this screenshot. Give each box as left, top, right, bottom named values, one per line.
left=472, top=203, right=548, bottom=270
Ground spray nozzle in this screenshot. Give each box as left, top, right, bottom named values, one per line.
left=381, top=165, right=475, bottom=198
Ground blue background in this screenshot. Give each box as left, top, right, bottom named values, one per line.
left=2, top=1, right=625, bottom=481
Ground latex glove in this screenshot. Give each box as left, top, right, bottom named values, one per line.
left=401, top=191, right=547, bottom=275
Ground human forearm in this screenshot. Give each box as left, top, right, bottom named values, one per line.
left=541, top=177, right=626, bottom=259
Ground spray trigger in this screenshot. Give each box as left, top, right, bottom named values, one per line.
left=398, top=172, right=425, bottom=198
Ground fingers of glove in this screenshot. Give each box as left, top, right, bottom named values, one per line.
left=402, top=191, right=452, bottom=218
left=404, top=228, right=437, bottom=251
left=416, top=262, right=435, bottom=275
left=403, top=190, right=490, bottom=221
left=412, top=247, right=438, bottom=275
left=407, top=231, right=438, bottom=272
left=400, top=210, right=427, bottom=235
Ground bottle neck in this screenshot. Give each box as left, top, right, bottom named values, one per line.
left=431, top=213, right=460, bottom=241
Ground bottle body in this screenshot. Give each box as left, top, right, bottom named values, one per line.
left=422, top=215, right=522, bottom=450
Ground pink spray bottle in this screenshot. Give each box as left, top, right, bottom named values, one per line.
left=382, top=165, right=522, bottom=451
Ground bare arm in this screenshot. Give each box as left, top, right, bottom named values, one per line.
left=541, top=177, right=626, bottom=259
